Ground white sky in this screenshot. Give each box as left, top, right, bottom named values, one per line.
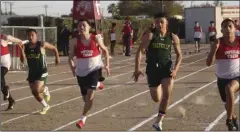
left=0, top=1, right=239, bottom=17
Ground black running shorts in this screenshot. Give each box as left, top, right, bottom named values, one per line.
left=146, top=61, right=172, bottom=88
left=209, top=35, right=216, bottom=42
left=77, top=69, right=99, bottom=96
left=27, top=72, right=47, bottom=84
left=194, top=38, right=201, bottom=42
left=217, top=76, right=240, bottom=102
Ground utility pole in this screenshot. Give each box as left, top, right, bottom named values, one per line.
left=9, top=2, right=14, bottom=15
left=44, top=5, right=48, bottom=16
left=3, top=2, right=9, bottom=14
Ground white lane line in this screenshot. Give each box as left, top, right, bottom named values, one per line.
left=1, top=55, right=206, bottom=125
left=204, top=95, right=240, bottom=131
left=128, top=79, right=217, bottom=131
left=53, top=61, right=214, bottom=131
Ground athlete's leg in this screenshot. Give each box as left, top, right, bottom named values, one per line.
left=29, top=79, right=50, bottom=114
left=225, top=79, right=239, bottom=130
left=1, top=66, right=15, bottom=110
left=154, top=78, right=174, bottom=126
left=194, top=38, right=198, bottom=51
left=217, top=78, right=239, bottom=131
left=43, top=76, right=50, bottom=102
left=76, top=70, right=99, bottom=129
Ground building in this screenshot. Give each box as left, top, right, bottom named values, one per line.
left=184, top=6, right=239, bottom=44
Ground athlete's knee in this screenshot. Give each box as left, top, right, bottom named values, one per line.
left=225, top=84, right=235, bottom=96
left=31, top=89, right=39, bottom=97
left=149, top=88, right=161, bottom=102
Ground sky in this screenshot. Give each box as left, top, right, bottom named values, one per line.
left=0, top=1, right=239, bottom=17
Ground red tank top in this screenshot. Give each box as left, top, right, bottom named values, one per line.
left=208, top=26, right=216, bottom=32
left=0, top=34, right=10, bottom=56
left=76, top=34, right=100, bottom=59
left=194, top=26, right=201, bottom=32
left=216, top=37, right=240, bottom=59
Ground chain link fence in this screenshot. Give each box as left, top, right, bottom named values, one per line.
left=1, top=26, right=57, bottom=71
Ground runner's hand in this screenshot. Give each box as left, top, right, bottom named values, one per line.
left=55, top=57, right=60, bottom=66
left=170, top=70, right=177, bottom=80
left=132, top=69, right=144, bottom=82
left=105, top=65, right=111, bottom=76
left=71, top=66, right=76, bottom=77
left=17, top=42, right=24, bottom=50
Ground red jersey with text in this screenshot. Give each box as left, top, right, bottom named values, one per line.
left=215, top=37, right=240, bottom=79
left=208, top=26, right=216, bottom=37
left=194, top=26, right=202, bottom=38
left=75, top=34, right=103, bottom=77
left=0, top=34, right=11, bottom=69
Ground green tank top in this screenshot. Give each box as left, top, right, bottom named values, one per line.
left=146, top=30, right=173, bottom=66
left=24, top=41, right=47, bottom=74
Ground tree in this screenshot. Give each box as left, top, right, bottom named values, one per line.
left=193, top=2, right=214, bottom=7
left=107, top=3, right=119, bottom=17
left=117, top=0, right=184, bottom=17
left=213, top=0, right=224, bottom=6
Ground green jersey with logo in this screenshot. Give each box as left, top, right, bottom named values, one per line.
left=24, top=41, right=47, bottom=75
left=146, top=30, right=173, bottom=67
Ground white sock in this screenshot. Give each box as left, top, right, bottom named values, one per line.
left=40, top=99, right=48, bottom=107
left=97, top=82, right=100, bottom=88
left=43, top=86, right=50, bottom=96
left=80, top=116, right=87, bottom=123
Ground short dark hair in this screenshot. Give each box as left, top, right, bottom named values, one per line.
left=195, top=21, right=198, bottom=24
left=78, top=18, right=91, bottom=26
left=210, top=21, right=215, bottom=24
left=221, top=18, right=234, bottom=27
left=154, top=12, right=167, bottom=19
left=26, top=28, right=37, bottom=34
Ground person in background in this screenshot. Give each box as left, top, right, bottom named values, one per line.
left=109, top=22, right=117, bottom=56
left=234, top=20, right=240, bottom=36
left=193, top=21, right=202, bottom=52
left=59, top=24, right=71, bottom=56
left=121, top=20, right=133, bottom=56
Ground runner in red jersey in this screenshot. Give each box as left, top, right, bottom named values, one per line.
left=206, top=18, right=239, bottom=131
left=208, top=21, right=217, bottom=44
left=1, top=33, right=23, bottom=110
left=68, top=19, right=110, bottom=129
left=193, top=21, right=202, bottom=52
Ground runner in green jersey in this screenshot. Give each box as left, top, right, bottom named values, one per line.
left=133, top=12, right=182, bottom=131
left=19, top=29, right=60, bottom=115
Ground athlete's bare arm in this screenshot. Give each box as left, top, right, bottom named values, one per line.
left=5, top=35, right=22, bottom=43
left=135, top=32, right=152, bottom=71
left=96, top=35, right=110, bottom=74
left=206, top=39, right=219, bottom=66
left=42, top=42, right=60, bottom=65
left=19, top=45, right=26, bottom=64
left=68, top=38, right=77, bottom=76
left=171, top=33, right=182, bottom=73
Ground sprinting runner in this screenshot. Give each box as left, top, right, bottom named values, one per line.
left=193, top=21, right=202, bottom=52
left=19, top=28, right=60, bottom=115
left=208, top=21, right=217, bottom=44
left=132, top=12, right=182, bottom=131
left=206, top=18, right=239, bottom=131
left=68, top=19, right=110, bottom=129
left=0, top=33, right=23, bottom=110
left=234, top=20, right=240, bottom=36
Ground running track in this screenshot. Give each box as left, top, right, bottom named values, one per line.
left=1, top=44, right=239, bottom=131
